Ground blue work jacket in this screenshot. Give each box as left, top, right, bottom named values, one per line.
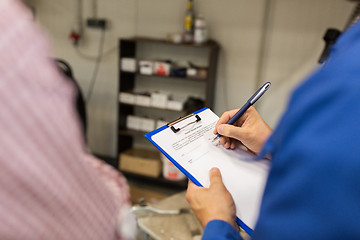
left=203, top=20, right=360, bottom=240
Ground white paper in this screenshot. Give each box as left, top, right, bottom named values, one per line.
left=151, top=108, right=269, bottom=230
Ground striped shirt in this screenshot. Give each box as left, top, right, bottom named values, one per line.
left=0, top=1, right=135, bottom=239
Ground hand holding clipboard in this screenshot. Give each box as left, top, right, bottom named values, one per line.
left=145, top=108, right=270, bottom=236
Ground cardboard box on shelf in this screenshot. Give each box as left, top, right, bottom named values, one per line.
left=167, top=99, right=184, bottom=111
left=141, top=117, right=156, bottom=132
left=154, top=61, right=171, bottom=76
left=126, top=115, right=142, bottom=131
left=135, top=94, right=151, bottom=107
left=119, top=92, right=135, bottom=104
left=121, top=58, right=137, bottom=72
left=151, top=92, right=168, bottom=109
left=139, top=60, right=154, bottom=75
left=119, top=148, right=162, bottom=178
left=186, top=68, right=207, bottom=79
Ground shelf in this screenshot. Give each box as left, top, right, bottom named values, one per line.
left=120, top=70, right=207, bottom=82
left=119, top=128, right=147, bottom=137
left=119, top=102, right=184, bottom=113
left=126, top=36, right=219, bottom=49
left=122, top=170, right=188, bottom=190
left=118, top=37, right=219, bottom=191
left=135, top=73, right=207, bottom=82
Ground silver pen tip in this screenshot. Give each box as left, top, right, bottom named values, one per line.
left=212, top=136, right=219, bottom=142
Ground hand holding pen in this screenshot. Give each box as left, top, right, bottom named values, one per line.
left=213, top=82, right=273, bottom=154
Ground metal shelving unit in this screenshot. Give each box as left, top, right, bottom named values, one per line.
left=117, top=37, right=220, bottom=189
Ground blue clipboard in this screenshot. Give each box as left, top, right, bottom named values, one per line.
left=144, top=107, right=254, bottom=235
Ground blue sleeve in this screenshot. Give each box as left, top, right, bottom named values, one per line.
left=202, top=220, right=243, bottom=240
left=251, top=21, right=360, bottom=240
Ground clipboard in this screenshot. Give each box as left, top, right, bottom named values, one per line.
left=145, top=108, right=269, bottom=235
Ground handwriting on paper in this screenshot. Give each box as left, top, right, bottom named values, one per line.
left=172, top=121, right=216, bottom=150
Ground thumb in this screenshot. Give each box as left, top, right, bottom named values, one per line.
left=209, top=168, right=224, bottom=188
left=187, top=179, right=201, bottom=191
left=218, top=124, right=246, bottom=141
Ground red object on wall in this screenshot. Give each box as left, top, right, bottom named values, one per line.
left=69, top=30, right=81, bottom=45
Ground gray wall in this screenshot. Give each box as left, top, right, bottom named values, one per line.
left=30, top=0, right=354, bottom=158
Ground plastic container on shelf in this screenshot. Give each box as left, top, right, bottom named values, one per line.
left=160, top=154, right=186, bottom=181
left=194, top=15, right=208, bottom=44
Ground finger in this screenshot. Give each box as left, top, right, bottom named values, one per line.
left=209, top=167, right=224, bottom=188
left=218, top=124, right=247, bottom=142
left=186, top=180, right=197, bottom=203
left=226, top=138, right=233, bottom=149
left=232, top=108, right=254, bottom=128
left=224, top=139, right=230, bottom=149
left=238, top=106, right=255, bottom=123
left=220, top=136, right=230, bottom=148
left=219, top=136, right=227, bottom=146
left=224, top=107, right=257, bottom=130
left=214, top=109, right=240, bottom=134
left=230, top=139, right=236, bottom=149
left=187, top=179, right=201, bottom=189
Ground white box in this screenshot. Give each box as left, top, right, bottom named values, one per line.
left=119, top=92, right=135, bottom=104
left=156, top=120, right=168, bottom=129
left=151, top=92, right=168, bottom=109
left=154, top=61, right=171, bottom=76
left=121, top=58, right=137, bottom=72
left=141, top=118, right=156, bottom=132
left=126, top=115, right=142, bottom=131
left=135, top=94, right=151, bottom=107
left=139, top=61, right=154, bottom=75
left=167, top=99, right=184, bottom=111
left=187, top=68, right=197, bottom=77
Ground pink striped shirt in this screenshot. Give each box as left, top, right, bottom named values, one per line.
left=0, top=1, right=134, bottom=239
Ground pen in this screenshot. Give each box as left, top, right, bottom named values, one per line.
left=212, top=82, right=271, bottom=142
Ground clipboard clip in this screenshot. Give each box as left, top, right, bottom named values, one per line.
left=167, top=114, right=201, bottom=133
